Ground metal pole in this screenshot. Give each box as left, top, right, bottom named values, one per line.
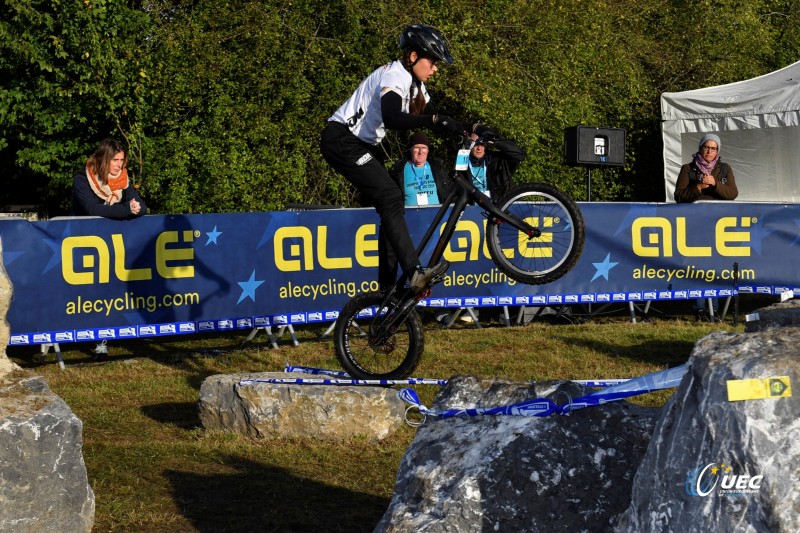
left=587, top=168, right=592, bottom=201
left=733, top=262, right=739, bottom=327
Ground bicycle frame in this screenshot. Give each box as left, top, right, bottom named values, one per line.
left=367, top=135, right=543, bottom=344
left=415, top=170, right=542, bottom=270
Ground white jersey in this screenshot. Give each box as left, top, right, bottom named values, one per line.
left=329, top=61, right=430, bottom=145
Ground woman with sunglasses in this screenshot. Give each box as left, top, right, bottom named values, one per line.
left=321, top=24, right=480, bottom=293
left=674, top=133, right=738, bottom=202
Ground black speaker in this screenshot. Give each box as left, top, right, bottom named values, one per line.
left=564, top=125, right=626, bottom=167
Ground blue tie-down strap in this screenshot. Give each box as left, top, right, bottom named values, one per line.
left=398, top=364, right=688, bottom=425
left=238, top=365, right=448, bottom=387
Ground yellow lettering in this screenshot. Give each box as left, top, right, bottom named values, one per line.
left=444, top=220, right=482, bottom=262
left=676, top=217, right=711, bottom=257
left=355, top=224, right=379, bottom=268
left=317, top=226, right=352, bottom=269
left=275, top=227, right=314, bottom=272
left=717, top=217, right=751, bottom=256
left=632, top=217, right=673, bottom=257
left=62, top=236, right=111, bottom=285
left=111, top=234, right=152, bottom=281
left=519, top=217, right=554, bottom=258
left=156, top=230, right=195, bottom=278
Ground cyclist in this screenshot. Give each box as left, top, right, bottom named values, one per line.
left=320, top=23, right=478, bottom=293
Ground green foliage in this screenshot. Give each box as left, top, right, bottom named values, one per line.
left=1, top=0, right=800, bottom=214
left=0, top=0, right=149, bottom=213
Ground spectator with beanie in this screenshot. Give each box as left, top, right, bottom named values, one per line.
left=674, top=133, right=737, bottom=321
left=389, top=131, right=452, bottom=207
left=674, top=133, right=738, bottom=203
left=379, top=131, right=452, bottom=291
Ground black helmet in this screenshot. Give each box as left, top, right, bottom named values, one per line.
left=399, top=24, right=453, bottom=64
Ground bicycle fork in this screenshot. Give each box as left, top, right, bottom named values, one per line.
left=367, top=289, right=422, bottom=347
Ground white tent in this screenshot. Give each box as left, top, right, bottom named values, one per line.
left=661, top=60, right=800, bottom=202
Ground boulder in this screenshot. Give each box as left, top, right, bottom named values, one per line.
left=375, top=314, right=800, bottom=532
left=0, top=374, right=96, bottom=533
left=744, top=298, right=800, bottom=332
left=198, top=372, right=406, bottom=441
left=0, top=238, right=95, bottom=532
left=374, top=377, right=661, bottom=532
left=616, top=328, right=799, bottom=532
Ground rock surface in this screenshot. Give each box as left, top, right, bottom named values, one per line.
left=1, top=238, right=95, bottom=532
left=198, top=372, right=406, bottom=441
left=744, top=298, right=800, bottom=332
left=374, top=377, right=661, bottom=532
left=616, top=328, right=800, bottom=533
left=0, top=373, right=96, bottom=533
left=375, top=305, right=800, bottom=533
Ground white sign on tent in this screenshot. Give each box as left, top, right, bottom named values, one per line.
left=661, top=60, right=800, bottom=202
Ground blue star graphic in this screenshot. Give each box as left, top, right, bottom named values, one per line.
left=1, top=250, right=25, bottom=266
left=42, top=222, right=72, bottom=274
left=237, top=270, right=265, bottom=304
left=747, top=216, right=776, bottom=255
left=591, top=252, right=619, bottom=282
left=205, top=226, right=222, bottom=245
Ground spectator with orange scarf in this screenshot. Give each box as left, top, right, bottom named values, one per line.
left=71, top=138, right=147, bottom=219
left=70, top=137, right=147, bottom=358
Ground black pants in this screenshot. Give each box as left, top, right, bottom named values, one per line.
left=320, top=122, right=419, bottom=288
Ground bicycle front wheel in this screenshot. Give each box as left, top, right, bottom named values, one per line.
left=333, top=291, right=424, bottom=380
left=486, top=183, right=585, bottom=285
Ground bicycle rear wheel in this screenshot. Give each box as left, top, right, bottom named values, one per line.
left=486, top=183, right=585, bottom=285
left=333, top=291, right=424, bottom=379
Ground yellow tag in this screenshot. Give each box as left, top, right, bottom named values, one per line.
left=726, top=376, right=792, bottom=401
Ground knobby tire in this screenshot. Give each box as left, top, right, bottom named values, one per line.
left=333, top=291, right=424, bottom=379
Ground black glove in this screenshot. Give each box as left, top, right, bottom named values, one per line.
left=473, top=124, right=499, bottom=143
left=474, top=123, right=492, bottom=137
left=434, top=115, right=469, bottom=136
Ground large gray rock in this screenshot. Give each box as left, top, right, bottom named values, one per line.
left=374, top=377, right=661, bottom=532
left=199, top=372, right=406, bottom=441
left=744, top=298, right=800, bottom=332
left=1, top=238, right=95, bottom=532
left=616, top=328, right=800, bottom=533
left=0, top=374, right=95, bottom=533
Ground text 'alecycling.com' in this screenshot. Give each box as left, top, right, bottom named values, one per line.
left=65, top=291, right=200, bottom=317
left=278, top=268, right=517, bottom=300
left=633, top=264, right=755, bottom=284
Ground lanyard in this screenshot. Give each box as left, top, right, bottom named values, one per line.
left=470, top=163, right=487, bottom=191
left=412, top=162, right=430, bottom=189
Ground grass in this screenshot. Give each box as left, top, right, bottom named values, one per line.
left=6, top=300, right=758, bottom=532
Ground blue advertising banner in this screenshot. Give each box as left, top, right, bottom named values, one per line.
left=1, top=202, right=798, bottom=346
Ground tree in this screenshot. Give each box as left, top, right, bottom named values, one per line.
left=2, top=0, right=799, bottom=214
left=0, top=0, right=150, bottom=214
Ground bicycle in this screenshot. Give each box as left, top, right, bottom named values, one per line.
left=333, top=130, right=586, bottom=379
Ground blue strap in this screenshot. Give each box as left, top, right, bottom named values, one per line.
left=398, top=364, right=687, bottom=419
